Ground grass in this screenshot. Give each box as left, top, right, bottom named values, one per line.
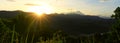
left=0, top=25, right=120, bottom=43
left=11, top=25, right=15, bottom=43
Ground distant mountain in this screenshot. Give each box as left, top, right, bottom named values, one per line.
left=0, top=10, right=25, bottom=18
left=48, top=14, right=114, bottom=36
left=0, top=11, right=115, bottom=36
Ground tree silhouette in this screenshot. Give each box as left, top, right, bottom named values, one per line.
left=112, top=7, right=120, bottom=19
left=111, top=7, right=120, bottom=41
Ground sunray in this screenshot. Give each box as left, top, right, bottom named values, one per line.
left=26, top=13, right=52, bottom=34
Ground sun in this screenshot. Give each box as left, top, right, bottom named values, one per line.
left=28, top=5, right=53, bottom=15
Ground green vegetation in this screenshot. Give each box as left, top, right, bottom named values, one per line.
left=0, top=7, right=120, bottom=43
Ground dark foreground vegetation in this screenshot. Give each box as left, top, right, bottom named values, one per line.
left=0, top=7, right=120, bottom=43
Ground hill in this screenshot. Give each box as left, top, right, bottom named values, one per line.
left=0, top=11, right=115, bottom=36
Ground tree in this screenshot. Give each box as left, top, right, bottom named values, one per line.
left=111, top=7, right=120, bottom=41
left=111, top=7, right=120, bottom=19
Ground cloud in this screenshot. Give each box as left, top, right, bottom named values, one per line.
left=6, top=0, right=16, bottom=2
left=99, top=0, right=110, bottom=2
left=24, top=3, right=41, bottom=6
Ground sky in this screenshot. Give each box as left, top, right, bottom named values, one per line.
left=0, top=0, right=120, bottom=17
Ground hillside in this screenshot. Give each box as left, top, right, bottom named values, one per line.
left=0, top=11, right=115, bottom=36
